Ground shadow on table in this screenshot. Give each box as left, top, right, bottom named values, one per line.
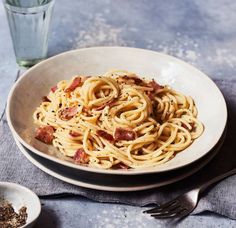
left=34, top=204, right=59, bottom=228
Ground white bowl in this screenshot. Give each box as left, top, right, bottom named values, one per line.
left=13, top=130, right=226, bottom=191
left=6, top=47, right=227, bottom=175
left=0, top=182, right=41, bottom=228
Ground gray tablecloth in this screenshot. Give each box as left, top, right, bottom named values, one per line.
left=0, top=78, right=235, bottom=220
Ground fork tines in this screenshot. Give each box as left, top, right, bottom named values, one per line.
left=143, top=199, right=188, bottom=219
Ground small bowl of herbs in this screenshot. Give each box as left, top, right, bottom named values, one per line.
left=0, top=182, right=41, bottom=228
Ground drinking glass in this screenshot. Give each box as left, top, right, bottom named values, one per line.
left=3, top=0, right=55, bottom=67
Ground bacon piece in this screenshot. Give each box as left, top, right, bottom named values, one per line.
left=35, top=125, right=54, bottom=144
left=113, top=162, right=129, bottom=169
left=181, top=122, right=195, bottom=130
left=114, top=128, right=136, bottom=141
left=42, top=96, right=51, bottom=102
left=117, top=75, right=145, bottom=86
left=117, top=163, right=129, bottom=169
left=69, top=131, right=81, bottom=137
left=94, top=98, right=116, bottom=111
left=65, top=77, right=81, bottom=92
left=97, top=130, right=114, bottom=142
left=51, top=85, right=57, bottom=93
left=122, top=75, right=144, bottom=85
left=59, top=106, right=78, bottom=120
left=181, top=123, right=188, bottom=129
left=73, top=148, right=89, bottom=164
left=148, top=79, right=163, bottom=91
left=146, top=91, right=155, bottom=101
left=145, top=79, right=163, bottom=101
left=190, top=122, right=195, bottom=130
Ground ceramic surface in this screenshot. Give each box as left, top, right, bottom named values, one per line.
left=7, top=47, right=227, bottom=175
left=0, top=182, right=41, bottom=227
left=13, top=129, right=226, bottom=191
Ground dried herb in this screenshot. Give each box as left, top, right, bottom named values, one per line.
left=0, top=202, right=27, bottom=228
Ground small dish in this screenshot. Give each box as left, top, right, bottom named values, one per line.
left=0, top=182, right=41, bottom=228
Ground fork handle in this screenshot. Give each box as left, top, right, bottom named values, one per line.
left=199, top=168, right=236, bottom=193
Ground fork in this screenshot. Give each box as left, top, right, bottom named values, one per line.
left=143, top=168, right=236, bottom=219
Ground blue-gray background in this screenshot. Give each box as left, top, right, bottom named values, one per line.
left=0, top=0, right=236, bottom=227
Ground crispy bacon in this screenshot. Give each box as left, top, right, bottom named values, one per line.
left=146, top=91, right=155, bottom=101
left=148, top=79, right=163, bottom=91
left=182, top=122, right=195, bottom=130
left=145, top=79, right=163, bottom=101
left=42, top=96, right=51, bottom=102
left=181, top=123, right=188, bottom=129
left=117, top=75, right=145, bottom=86
left=94, top=98, right=116, bottom=111
left=69, top=131, right=81, bottom=137
left=114, top=128, right=136, bottom=141
left=117, top=163, right=129, bottom=169
left=122, top=75, right=144, bottom=85
left=97, top=130, right=114, bottom=142
left=59, top=106, right=78, bottom=120
left=35, top=125, right=54, bottom=144
left=73, top=148, right=89, bottom=164
left=190, top=122, right=195, bottom=130
left=113, top=162, right=129, bottom=169
left=65, top=77, right=81, bottom=92
left=51, top=85, right=57, bottom=93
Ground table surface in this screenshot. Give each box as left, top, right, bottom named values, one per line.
left=1, top=0, right=236, bottom=227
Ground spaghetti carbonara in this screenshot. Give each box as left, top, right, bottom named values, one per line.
left=33, top=70, right=204, bottom=169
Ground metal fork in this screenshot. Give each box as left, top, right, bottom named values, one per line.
left=143, top=168, right=236, bottom=219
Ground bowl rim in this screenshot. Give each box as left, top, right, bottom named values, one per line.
left=6, top=46, right=228, bottom=175
left=13, top=128, right=226, bottom=191
left=0, top=181, right=41, bottom=227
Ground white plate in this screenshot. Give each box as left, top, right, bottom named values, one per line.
left=13, top=129, right=226, bottom=192
left=7, top=47, right=227, bottom=175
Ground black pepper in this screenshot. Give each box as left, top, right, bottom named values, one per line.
left=0, top=202, right=28, bottom=228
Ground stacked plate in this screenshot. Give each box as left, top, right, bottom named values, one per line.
left=7, top=47, right=227, bottom=191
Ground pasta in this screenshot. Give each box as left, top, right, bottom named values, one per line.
left=33, top=70, right=204, bottom=169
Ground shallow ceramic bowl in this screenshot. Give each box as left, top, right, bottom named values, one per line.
left=6, top=47, right=227, bottom=175
left=0, top=182, right=41, bottom=227
left=13, top=129, right=226, bottom=191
